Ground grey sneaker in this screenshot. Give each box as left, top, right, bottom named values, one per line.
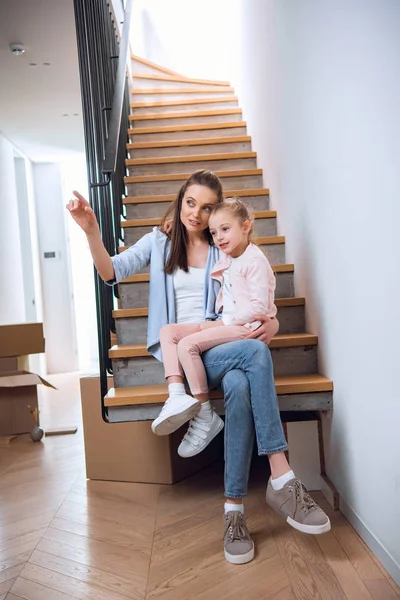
left=266, top=477, right=331, bottom=535
left=224, top=511, right=255, bottom=564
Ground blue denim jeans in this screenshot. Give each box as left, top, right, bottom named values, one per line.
left=202, top=339, right=288, bottom=499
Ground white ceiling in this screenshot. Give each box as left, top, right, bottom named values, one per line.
left=0, top=0, right=85, bottom=162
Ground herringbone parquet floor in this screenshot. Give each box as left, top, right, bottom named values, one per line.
left=0, top=374, right=399, bottom=600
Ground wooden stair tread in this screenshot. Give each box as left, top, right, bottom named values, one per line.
left=120, top=263, right=294, bottom=283
left=127, top=136, right=251, bottom=150
left=121, top=210, right=277, bottom=228
left=104, top=374, right=333, bottom=407
left=109, top=333, right=318, bottom=359
left=118, top=235, right=284, bottom=253
left=130, top=96, right=239, bottom=109
left=123, top=188, right=269, bottom=204
left=129, top=108, right=242, bottom=122
left=125, top=151, right=256, bottom=166
left=124, top=168, right=262, bottom=184
left=131, top=87, right=235, bottom=95
left=128, top=122, right=246, bottom=135
left=112, top=297, right=305, bottom=319
left=132, top=73, right=231, bottom=86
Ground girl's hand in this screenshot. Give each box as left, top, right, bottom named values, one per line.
left=246, top=315, right=279, bottom=345
left=66, top=191, right=99, bottom=235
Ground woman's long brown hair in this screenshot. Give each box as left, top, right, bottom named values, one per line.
left=161, top=170, right=223, bottom=274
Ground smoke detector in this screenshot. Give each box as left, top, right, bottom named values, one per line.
left=9, top=43, right=26, bottom=56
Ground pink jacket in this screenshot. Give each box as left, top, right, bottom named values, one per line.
left=210, top=243, right=277, bottom=326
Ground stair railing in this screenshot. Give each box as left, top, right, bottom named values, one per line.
left=73, top=0, right=133, bottom=419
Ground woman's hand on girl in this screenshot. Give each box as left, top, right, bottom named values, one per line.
left=160, top=219, right=173, bottom=235
left=66, top=191, right=99, bottom=235
left=246, top=315, right=279, bottom=344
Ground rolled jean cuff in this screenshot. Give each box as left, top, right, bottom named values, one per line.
left=224, top=491, right=248, bottom=500
left=258, top=443, right=288, bottom=456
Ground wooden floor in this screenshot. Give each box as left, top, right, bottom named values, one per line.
left=0, top=374, right=399, bottom=600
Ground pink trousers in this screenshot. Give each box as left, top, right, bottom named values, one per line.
left=159, top=321, right=250, bottom=395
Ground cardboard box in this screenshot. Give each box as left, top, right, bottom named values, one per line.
left=0, top=371, right=55, bottom=435
left=0, top=356, right=30, bottom=374
left=81, top=376, right=223, bottom=485
left=0, top=323, right=45, bottom=358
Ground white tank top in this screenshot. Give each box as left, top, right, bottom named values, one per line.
left=173, top=267, right=205, bottom=324
left=221, top=265, right=235, bottom=325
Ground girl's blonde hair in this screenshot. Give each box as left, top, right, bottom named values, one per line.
left=210, top=197, right=254, bottom=240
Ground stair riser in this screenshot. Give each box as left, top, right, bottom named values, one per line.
left=115, top=305, right=305, bottom=345
left=112, top=345, right=318, bottom=387
left=126, top=175, right=263, bottom=196
left=257, top=243, right=285, bottom=265
left=130, top=127, right=247, bottom=143
left=123, top=217, right=277, bottom=246
left=126, top=201, right=172, bottom=219
left=127, top=157, right=257, bottom=176
left=131, top=100, right=239, bottom=115
left=128, top=141, right=252, bottom=159
left=131, top=113, right=242, bottom=129
left=118, top=271, right=294, bottom=309
left=125, top=194, right=270, bottom=219
left=132, top=92, right=236, bottom=103
left=133, top=78, right=231, bottom=90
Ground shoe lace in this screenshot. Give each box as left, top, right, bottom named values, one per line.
left=226, top=512, right=247, bottom=542
left=290, top=479, right=318, bottom=511
left=183, top=415, right=211, bottom=446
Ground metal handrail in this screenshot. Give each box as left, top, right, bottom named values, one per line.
left=103, top=0, right=133, bottom=176
left=73, top=0, right=132, bottom=420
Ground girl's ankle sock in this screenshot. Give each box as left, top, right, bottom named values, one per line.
left=168, top=382, right=186, bottom=396
left=198, top=400, right=213, bottom=422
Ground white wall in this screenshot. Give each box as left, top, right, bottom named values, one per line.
left=0, top=135, right=26, bottom=324
left=33, top=163, right=78, bottom=374
left=61, top=160, right=99, bottom=374
left=130, top=0, right=240, bottom=81
left=14, top=157, right=37, bottom=323
left=237, top=0, right=400, bottom=582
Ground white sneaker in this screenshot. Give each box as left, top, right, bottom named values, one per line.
left=178, top=411, right=224, bottom=457
left=151, top=394, right=200, bottom=436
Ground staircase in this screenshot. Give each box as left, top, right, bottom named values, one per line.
left=104, top=55, right=333, bottom=423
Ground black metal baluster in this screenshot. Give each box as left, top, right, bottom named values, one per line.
left=73, top=0, right=132, bottom=420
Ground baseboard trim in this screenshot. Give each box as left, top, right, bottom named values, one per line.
left=339, top=496, right=400, bottom=586
left=319, top=474, right=340, bottom=510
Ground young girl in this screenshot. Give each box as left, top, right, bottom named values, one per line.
left=153, top=198, right=278, bottom=458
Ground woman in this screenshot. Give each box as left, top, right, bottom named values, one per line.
left=67, top=170, right=330, bottom=566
